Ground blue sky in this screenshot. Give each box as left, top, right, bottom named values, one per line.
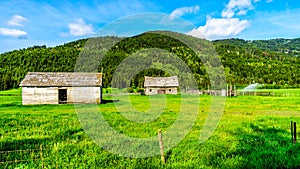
left=1, top=0, right=300, bottom=53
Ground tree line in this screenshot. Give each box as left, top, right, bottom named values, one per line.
left=0, top=31, right=299, bottom=91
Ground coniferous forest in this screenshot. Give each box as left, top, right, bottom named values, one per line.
left=0, top=31, right=300, bottom=91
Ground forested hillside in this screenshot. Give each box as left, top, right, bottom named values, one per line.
left=214, top=39, right=300, bottom=87
left=0, top=39, right=85, bottom=90
left=214, top=38, right=300, bottom=57
left=0, top=31, right=299, bottom=90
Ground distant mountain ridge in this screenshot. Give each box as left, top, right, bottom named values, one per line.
left=214, top=38, right=300, bottom=56
left=0, top=31, right=299, bottom=90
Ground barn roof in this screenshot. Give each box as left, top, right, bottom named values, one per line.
left=20, top=72, right=102, bottom=87
left=144, top=76, right=179, bottom=87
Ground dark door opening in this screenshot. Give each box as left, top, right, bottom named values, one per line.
left=158, top=89, right=166, bottom=94
left=58, top=89, right=67, bottom=104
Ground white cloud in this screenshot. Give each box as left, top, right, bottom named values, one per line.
left=187, top=17, right=250, bottom=40
left=222, top=9, right=235, bottom=18
left=0, top=28, right=28, bottom=38
left=252, top=0, right=273, bottom=3
left=7, top=15, right=29, bottom=27
left=237, top=10, right=248, bottom=16
left=68, top=18, right=94, bottom=36
left=222, top=0, right=253, bottom=18
left=268, top=9, right=300, bottom=29
left=170, top=5, right=200, bottom=19
left=186, top=29, right=205, bottom=39
left=187, top=0, right=253, bottom=39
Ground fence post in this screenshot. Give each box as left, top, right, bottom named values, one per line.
left=291, top=121, right=294, bottom=144
left=294, top=122, right=297, bottom=144
left=226, top=84, right=228, bottom=97
left=234, top=85, right=236, bottom=96
left=158, top=130, right=165, bottom=164
left=40, top=145, right=44, bottom=168
left=55, top=143, right=59, bottom=169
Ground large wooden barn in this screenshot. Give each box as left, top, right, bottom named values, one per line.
left=144, top=76, right=179, bottom=95
left=20, top=72, right=102, bottom=105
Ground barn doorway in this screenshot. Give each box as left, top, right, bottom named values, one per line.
left=58, top=89, right=67, bottom=104
left=158, top=89, right=166, bottom=94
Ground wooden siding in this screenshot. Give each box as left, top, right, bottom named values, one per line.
left=145, top=87, right=178, bottom=95
left=22, top=87, right=101, bottom=105
left=22, top=87, right=59, bottom=105
left=69, top=87, right=101, bottom=104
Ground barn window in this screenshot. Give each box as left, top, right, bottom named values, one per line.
left=150, top=89, right=152, bottom=92
left=169, top=89, right=172, bottom=92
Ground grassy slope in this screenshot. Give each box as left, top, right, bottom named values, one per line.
left=0, top=89, right=300, bottom=168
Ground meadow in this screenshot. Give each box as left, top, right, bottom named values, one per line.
left=0, top=88, right=300, bottom=168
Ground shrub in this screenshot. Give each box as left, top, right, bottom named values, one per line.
left=127, top=87, right=134, bottom=93
left=136, top=87, right=144, bottom=93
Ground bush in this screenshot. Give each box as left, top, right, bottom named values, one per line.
left=259, top=84, right=283, bottom=89
left=127, top=87, right=134, bottom=93
left=136, top=87, right=144, bottom=93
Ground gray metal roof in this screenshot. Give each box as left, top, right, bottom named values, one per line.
left=144, top=76, right=179, bottom=87
left=20, top=72, right=102, bottom=87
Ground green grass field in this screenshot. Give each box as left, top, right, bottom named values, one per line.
left=0, top=88, right=300, bottom=168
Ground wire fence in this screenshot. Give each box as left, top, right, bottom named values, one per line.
left=236, top=91, right=300, bottom=97
left=0, top=147, right=40, bottom=163
left=1, top=133, right=298, bottom=166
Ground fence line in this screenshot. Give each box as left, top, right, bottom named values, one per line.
left=0, top=134, right=298, bottom=166
left=0, top=149, right=39, bottom=154
left=0, top=159, right=34, bottom=164
left=234, top=91, right=300, bottom=97
left=0, top=145, right=43, bottom=166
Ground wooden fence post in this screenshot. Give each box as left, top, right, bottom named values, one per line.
left=226, top=84, right=228, bottom=97
left=158, top=130, right=165, bottom=164
left=55, top=143, right=59, bottom=169
left=40, top=145, right=44, bottom=168
left=294, top=122, right=297, bottom=144
left=208, top=85, right=210, bottom=95
left=234, top=85, right=236, bottom=96
left=291, top=121, right=297, bottom=144
left=291, top=121, right=294, bottom=144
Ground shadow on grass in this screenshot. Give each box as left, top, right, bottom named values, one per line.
left=0, top=100, right=22, bottom=107
left=0, top=103, right=21, bottom=107
left=208, top=122, right=300, bottom=169
left=101, top=99, right=120, bottom=104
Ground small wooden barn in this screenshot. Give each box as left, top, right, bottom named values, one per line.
left=144, top=76, right=179, bottom=95
left=20, top=72, right=102, bottom=105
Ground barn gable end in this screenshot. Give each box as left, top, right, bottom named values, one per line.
left=144, top=76, right=179, bottom=95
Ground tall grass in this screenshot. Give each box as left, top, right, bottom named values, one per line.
left=0, top=89, right=299, bottom=168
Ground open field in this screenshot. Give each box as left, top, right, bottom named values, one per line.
left=0, top=89, right=300, bottom=168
